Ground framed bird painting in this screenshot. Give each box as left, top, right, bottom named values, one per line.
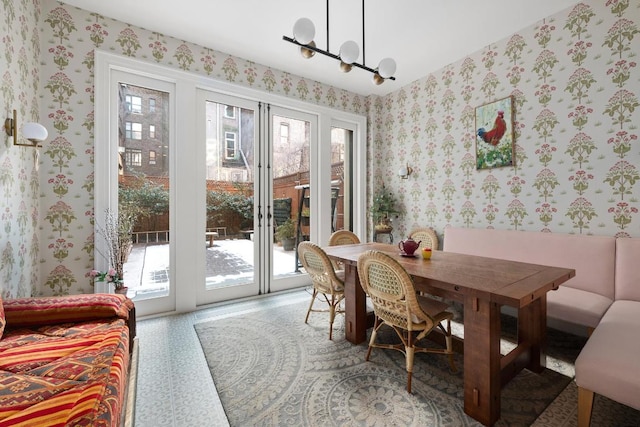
left=475, top=95, right=515, bottom=170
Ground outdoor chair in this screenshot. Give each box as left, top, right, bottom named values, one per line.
left=357, top=250, right=456, bottom=393
left=409, top=227, right=439, bottom=251
left=298, top=241, right=345, bottom=340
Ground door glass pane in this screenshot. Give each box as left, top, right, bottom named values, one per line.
left=330, top=126, right=352, bottom=232
left=119, top=83, right=170, bottom=301
left=204, top=101, right=255, bottom=289
left=272, top=114, right=310, bottom=277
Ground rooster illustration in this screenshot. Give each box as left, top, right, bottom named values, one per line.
left=477, top=110, right=507, bottom=146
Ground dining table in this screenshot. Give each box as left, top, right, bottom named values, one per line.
left=322, top=242, right=575, bottom=426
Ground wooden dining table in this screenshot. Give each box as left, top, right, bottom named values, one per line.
left=322, top=242, right=575, bottom=426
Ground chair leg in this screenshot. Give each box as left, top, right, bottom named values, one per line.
left=328, top=296, right=336, bottom=340
left=445, top=320, right=456, bottom=372
left=577, top=386, right=595, bottom=427
left=366, top=317, right=381, bottom=361
left=406, top=332, right=415, bottom=394
left=305, top=288, right=318, bottom=324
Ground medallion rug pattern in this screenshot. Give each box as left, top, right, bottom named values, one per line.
left=195, top=300, right=572, bottom=426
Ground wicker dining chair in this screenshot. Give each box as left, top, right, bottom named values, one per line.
left=357, top=250, right=456, bottom=393
left=298, top=241, right=345, bottom=340
left=328, top=230, right=361, bottom=270
left=328, top=230, right=361, bottom=246
left=409, top=228, right=439, bottom=251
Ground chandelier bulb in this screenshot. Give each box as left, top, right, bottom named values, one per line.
left=377, top=58, right=396, bottom=79
left=293, top=18, right=315, bottom=45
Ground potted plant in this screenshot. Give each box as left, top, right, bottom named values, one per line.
left=371, top=185, right=400, bottom=232
left=93, top=206, right=137, bottom=293
left=276, top=218, right=297, bottom=251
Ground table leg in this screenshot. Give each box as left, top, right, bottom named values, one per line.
left=343, top=263, right=367, bottom=344
left=518, top=293, right=547, bottom=373
left=463, top=296, right=502, bottom=426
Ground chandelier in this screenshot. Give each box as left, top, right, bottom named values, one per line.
left=282, top=0, right=397, bottom=85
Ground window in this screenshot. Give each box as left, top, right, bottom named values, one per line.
left=225, top=132, right=237, bottom=159
left=149, top=124, right=156, bottom=139
left=125, top=95, right=142, bottom=114
left=125, top=148, right=142, bottom=166
left=149, top=150, right=156, bottom=165
left=149, top=98, right=156, bottom=113
left=125, top=122, right=142, bottom=140
left=224, top=105, right=235, bottom=118
left=280, top=123, right=289, bottom=145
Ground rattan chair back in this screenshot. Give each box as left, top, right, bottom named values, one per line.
left=298, top=242, right=344, bottom=294
left=409, top=228, right=439, bottom=251
left=357, top=250, right=435, bottom=332
left=328, top=230, right=361, bottom=246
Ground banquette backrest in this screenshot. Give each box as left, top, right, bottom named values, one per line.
left=614, top=237, right=640, bottom=301
left=443, top=227, right=616, bottom=300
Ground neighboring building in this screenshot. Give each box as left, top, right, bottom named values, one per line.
left=118, top=83, right=170, bottom=178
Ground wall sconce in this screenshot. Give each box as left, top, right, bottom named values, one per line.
left=398, top=163, right=413, bottom=179
left=4, top=109, right=48, bottom=147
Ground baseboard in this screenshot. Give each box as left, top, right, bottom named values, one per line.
left=123, top=337, right=139, bottom=427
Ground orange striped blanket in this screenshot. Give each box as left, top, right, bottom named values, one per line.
left=0, top=294, right=134, bottom=426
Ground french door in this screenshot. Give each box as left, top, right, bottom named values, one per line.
left=96, top=51, right=366, bottom=317
left=195, top=90, right=317, bottom=305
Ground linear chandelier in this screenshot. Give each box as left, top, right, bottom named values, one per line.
left=282, top=0, right=396, bottom=85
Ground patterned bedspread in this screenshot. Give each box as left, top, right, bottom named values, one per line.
left=0, top=295, right=133, bottom=427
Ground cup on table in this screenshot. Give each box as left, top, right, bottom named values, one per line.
left=422, top=248, right=432, bottom=260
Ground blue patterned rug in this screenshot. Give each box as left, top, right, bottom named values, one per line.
left=194, top=297, right=582, bottom=426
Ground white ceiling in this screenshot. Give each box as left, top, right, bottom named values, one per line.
left=60, top=0, right=580, bottom=96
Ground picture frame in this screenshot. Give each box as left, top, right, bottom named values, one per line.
left=475, top=95, right=515, bottom=170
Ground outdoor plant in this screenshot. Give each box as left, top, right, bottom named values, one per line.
left=276, top=218, right=296, bottom=241
left=206, top=190, right=254, bottom=231
left=276, top=218, right=297, bottom=251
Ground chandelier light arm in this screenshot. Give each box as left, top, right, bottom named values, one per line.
left=283, top=0, right=396, bottom=84
left=282, top=36, right=396, bottom=80
left=282, top=36, right=395, bottom=81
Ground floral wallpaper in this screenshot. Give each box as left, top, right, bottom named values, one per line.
left=34, top=0, right=365, bottom=297
left=371, top=1, right=640, bottom=243
left=2, top=0, right=638, bottom=299
left=0, top=0, right=42, bottom=298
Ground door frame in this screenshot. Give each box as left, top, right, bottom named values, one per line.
left=95, top=50, right=366, bottom=316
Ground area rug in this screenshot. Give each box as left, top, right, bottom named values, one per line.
left=195, top=298, right=575, bottom=427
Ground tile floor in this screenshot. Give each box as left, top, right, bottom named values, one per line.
left=134, top=288, right=312, bottom=426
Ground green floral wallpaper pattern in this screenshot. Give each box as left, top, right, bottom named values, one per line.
left=370, top=1, right=639, bottom=242
left=0, top=0, right=41, bottom=298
